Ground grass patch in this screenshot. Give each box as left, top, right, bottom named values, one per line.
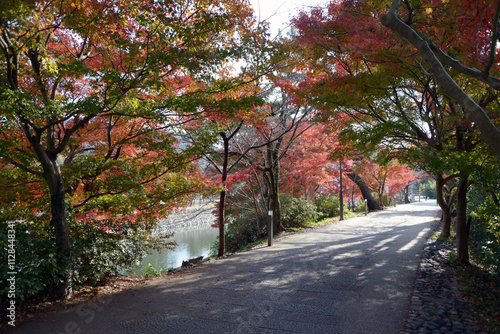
left=304, top=212, right=360, bottom=228
left=237, top=238, right=266, bottom=252
left=428, top=231, right=449, bottom=242
left=139, top=263, right=176, bottom=276
left=304, top=218, right=331, bottom=227
left=448, top=249, right=500, bottom=333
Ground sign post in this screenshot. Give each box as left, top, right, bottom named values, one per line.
left=268, top=210, right=273, bottom=246
left=339, top=161, right=344, bottom=221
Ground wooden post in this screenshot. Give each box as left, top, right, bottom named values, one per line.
left=339, top=160, right=344, bottom=220
left=268, top=210, right=273, bottom=246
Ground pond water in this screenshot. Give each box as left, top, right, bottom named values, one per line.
left=127, top=202, right=218, bottom=275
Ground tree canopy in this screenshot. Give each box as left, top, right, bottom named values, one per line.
left=1, top=0, right=499, bottom=308
left=0, top=0, right=273, bottom=300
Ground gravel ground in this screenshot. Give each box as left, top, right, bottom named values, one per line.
left=404, top=221, right=489, bottom=334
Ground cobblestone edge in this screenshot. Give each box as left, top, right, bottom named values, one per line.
left=403, top=219, right=487, bottom=334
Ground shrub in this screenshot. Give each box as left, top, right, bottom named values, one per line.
left=225, top=211, right=266, bottom=254
left=69, top=221, right=163, bottom=286
left=280, top=194, right=318, bottom=228
left=357, top=201, right=367, bottom=213
left=382, top=194, right=395, bottom=207
left=315, top=195, right=341, bottom=220
left=0, top=217, right=163, bottom=309
left=468, top=194, right=500, bottom=277
left=465, top=167, right=500, bottom=278
left=0, top=220, right=61, bottom=306
left=420, top=179, right=437, bottom=199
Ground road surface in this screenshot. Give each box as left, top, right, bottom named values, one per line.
left=8, top=200, right=439, bottom=334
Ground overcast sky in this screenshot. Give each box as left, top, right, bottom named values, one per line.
left=249, top=0, right=326, bottom=37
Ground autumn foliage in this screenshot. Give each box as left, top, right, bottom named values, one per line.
left=5, top=0, right=495, bottom=311
left=0, top=0, right=271, bottom=302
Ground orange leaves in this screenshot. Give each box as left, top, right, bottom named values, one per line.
left=292, top=1, right=402, bottom=66
left=280, top=124, right=339, bottom=196
left=353, top=159, right=416, bottom=198
left=57, top=113, right=210, bottom=228
left=285, top=0, right=415, bottom=115
left=412, top=0, right=497, bottom=68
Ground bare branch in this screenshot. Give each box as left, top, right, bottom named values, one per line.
left=429, top=43, right=500, bottom=90
left=381, top=3, right=500, bottom=167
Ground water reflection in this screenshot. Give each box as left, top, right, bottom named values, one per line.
left=128, top=203, right=218, bottom=275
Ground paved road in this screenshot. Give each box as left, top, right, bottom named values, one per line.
left=10, top=201, right=439, bottom=334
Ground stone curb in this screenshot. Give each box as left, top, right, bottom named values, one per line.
left=403, top=221, right=487, bottom=334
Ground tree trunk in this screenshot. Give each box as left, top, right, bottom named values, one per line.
left=377, top=191, right=384, bottom=207
left=435, top=174, right=452, bottom=238
left=217, top=133, right=229, bottom=257
left=347, top=172, right=383, bottom=211
left=305, top=187, right=316, bottom=204
left=266, top=142, right=284, bottom=234
left=381, top=5, right=500, bottom=168
left=45, top=159, right=72, bottom=300
left=269, top=182, right=281, bottom=235
left=27, top=124, right=73, bottom=300
left=455, top=171, right=469, bottom=266
left=403, top=185, right=410, bottom=203
left=217, top=188, right=226, bottom=257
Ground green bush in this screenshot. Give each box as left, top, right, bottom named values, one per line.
left=69, top=221, right=163, bottom=286
left=0, top=220, right=61, bottom=306
left=468, top=194, right=500, bottom=277
left=225, top=211, right=266, bottom=254
left=315, top=195, right=341, bottom=220
left=0, top=218, right=163, bottom=309
left=420, top=179, right=437, bottom=199
left=357, top=201, right=367, bottom=213
left=465, top=167, right=500, bottom=278
left=382, top=194, right=394, bottom=207
left=280, top=194, right=318, bottom=228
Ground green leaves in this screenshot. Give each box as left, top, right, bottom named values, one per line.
left=0, top=0, right=279, bottom=303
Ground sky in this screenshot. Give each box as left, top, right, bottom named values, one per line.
left=249, top=0, right=326, bottom=37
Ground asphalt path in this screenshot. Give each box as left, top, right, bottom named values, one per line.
left=8, top=200, right=439, bottom=334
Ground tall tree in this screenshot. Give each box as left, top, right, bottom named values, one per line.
left=253, top=86, right=314, bottom=233
left=0, top=0, right=266, bottom=299
left=187, top=83, right=268, bottom=257
left=193, top=81, right=314, bottom=252
left=381, top=0, right=500, bottom=167
left=287, top=0, right=500, bottom=264
left=354, top=159, right=416, bottom=206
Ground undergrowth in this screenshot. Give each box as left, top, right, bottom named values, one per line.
left=447, top=241, right=500, bottom=333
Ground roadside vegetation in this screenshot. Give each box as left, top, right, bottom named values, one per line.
left=453, top=259, right=500, bottom=333
left=0, top=1, right=499, bottom=328
left=223, top=194, right=354, bottom=253
left=432, top=176, right=500, bottom=332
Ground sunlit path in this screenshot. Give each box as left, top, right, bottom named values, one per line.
left=10, top=201, right=439, bottom=334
